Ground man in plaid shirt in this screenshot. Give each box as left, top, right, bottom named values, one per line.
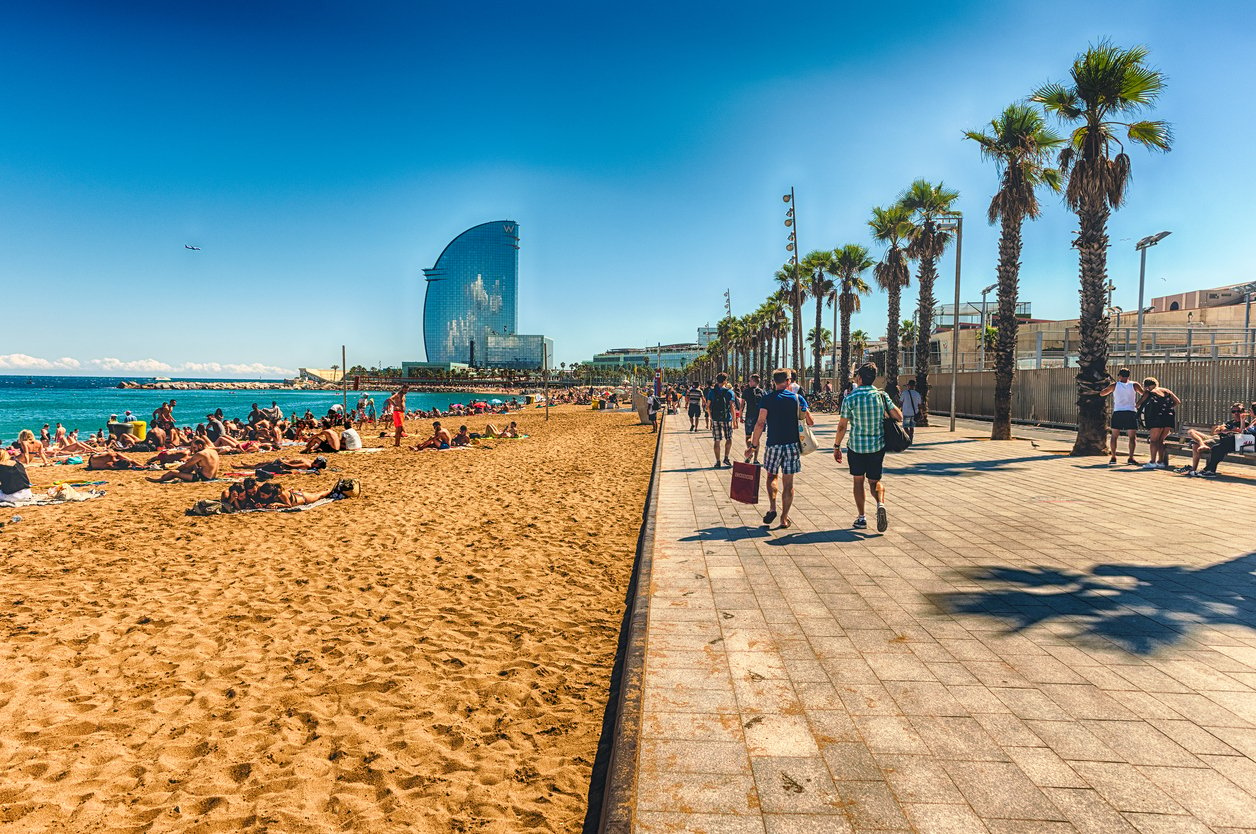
left=833, top=364, right=901, bottom=532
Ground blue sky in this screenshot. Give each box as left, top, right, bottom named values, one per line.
left=1, top=0, right=1252, bottom=376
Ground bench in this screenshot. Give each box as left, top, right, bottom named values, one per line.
left=1164, top=423, right=1256, bottom=468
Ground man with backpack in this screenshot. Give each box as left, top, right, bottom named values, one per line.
left=833, top=364, right=901, bottom=533
left=740, top=373, right=765, bottom=464
left=706, top=372, right=737, bottom=468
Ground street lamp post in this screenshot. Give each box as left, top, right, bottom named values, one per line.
left=784, top=189, right=799, bottom=376
left=1134, top=231, right=1171, bottom=362
left=979, top=282, right=997, bottom=370
left=938, top=215, right=964, bottom=432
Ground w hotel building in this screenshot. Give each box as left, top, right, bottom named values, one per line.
left=421, top=221, right=551, bottom=370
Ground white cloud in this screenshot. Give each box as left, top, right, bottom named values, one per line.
left=90, top=357, right=176, bottom=373
left=0, top=353, right=81, bottom=370
left=0, top=354, right=295, bottom=378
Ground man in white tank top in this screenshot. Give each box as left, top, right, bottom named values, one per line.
left=1098, top=368, right=1145, bottom=464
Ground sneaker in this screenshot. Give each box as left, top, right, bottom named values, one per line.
left=1198, top=470, right=1217, bottom=478
left=1141, top=462, right=1159, bottom=470
left=723, top=457, right=732, bottom=466
left=853, top=516, right=868, bottom=529
left=1108, top=456, right=1117, bottom=464
left=713, top=461, right=722, bottom=469
left=1176, top=465, right=1194, bottom=474
left=1184, top=470, right=1199, bottom=477
left=876, top=505, right=888, bottom=533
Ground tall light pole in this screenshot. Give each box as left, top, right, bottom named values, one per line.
left=784, top=189, right=799, bottom=376
left=938, top=214, right=963, bottom=431
left=1134, top=231, right=1171, bottom=362
left=979, top=282, right=997, bottom=370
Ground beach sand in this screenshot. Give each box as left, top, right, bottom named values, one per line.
left=0, top=407, right=654, bottom=833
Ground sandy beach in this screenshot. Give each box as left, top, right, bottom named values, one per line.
left=0, top=407, right=654, bottom=833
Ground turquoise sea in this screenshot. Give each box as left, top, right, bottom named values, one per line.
left=0, top=376, right=486, bottom=442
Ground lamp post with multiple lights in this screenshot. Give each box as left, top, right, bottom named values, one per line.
left=1134, top=231, right=1171, bottom=362
left=979, top=282, right=997, bottom=369
left=783, top=189, right=800, bottom=375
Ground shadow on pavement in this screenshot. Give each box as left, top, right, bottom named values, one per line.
left=765, top=528, right=870, bottom=545
left=927, top=552, right=1256, bottom=654
left=680, top=526, right=772, bottom=542
left=891, top=454, right=1057, bottom=477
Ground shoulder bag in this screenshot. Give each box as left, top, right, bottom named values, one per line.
left=882, top=391, right=911, bottom=453
left=797, top=396, right=819, bottom=455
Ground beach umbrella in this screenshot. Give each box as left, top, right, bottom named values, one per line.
left=490, top=398, right=503, bottom=404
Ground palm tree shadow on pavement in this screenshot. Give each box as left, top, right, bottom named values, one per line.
left=889, top=453, right=1057, bottom=477
left=766, top=529, right=870, bottom=545
left=927, top=552, right=1256, bottom=655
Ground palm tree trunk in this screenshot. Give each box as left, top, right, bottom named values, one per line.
left=813, top=296, right=823, bottom=393
left=840, top=291, right=852, bottom=387
left=992, top=214, right=1024, bottom=440
left=792, top=301, right=803, bottom=377
left=914, top=257, right=938, bottom=426
left=886, top=286, right=901, bottom=400
left=1072, top=207, right=1112, bottom=455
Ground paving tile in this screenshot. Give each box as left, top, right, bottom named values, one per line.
left=943, top=760, right=1065, bottom=820
left=910, top=716, right=1011, bottom=762
left=1042, top=788, right=1139, bottom=834
left=749, top=757, right=844, bottom=815
left=1024, top=720, right=1125, bottom=762
left=1120, top=813, right=1214, bottom=834
left=640, top=738, right=753, bottom=775
left=642, top=711, right=745, bottom=743
left=819, top=742, right=883, bottom=782
left=1136, top=765, right=1256, bottom=827
left=743, top=713, right=821, bottom=758
left=636, top=772, right=760, bottom=815
left=636, top=812, right=767, bottom=834
left=762, top=814, right=853, bottom=834
left=1069, top=762, right=1184, bottom=814
left=902, top=802, right=990, bottom=834
left=852, top=714, right=930, bottom=755
left=838, top=780, right=911, bottom=830
left=1005, top=746, right=1088, bottom=788
left=1080, top=720, right=1202, bottom=767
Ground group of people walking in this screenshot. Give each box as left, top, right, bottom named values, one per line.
left=680, top=364, right=903, bottom=532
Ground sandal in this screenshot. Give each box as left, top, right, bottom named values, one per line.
left=762, top=510, right=777, bottom=525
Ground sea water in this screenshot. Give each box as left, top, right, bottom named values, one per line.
left=0, top=376, right=490, bottom=442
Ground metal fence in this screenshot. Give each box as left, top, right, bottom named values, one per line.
left=927, top=358, right=1256, bottom=428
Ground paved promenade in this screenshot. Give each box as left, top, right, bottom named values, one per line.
left=631, top=413, right=1256, bottom=833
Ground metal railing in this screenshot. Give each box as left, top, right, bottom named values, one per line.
left=926, top=358, right=1256, bottom=428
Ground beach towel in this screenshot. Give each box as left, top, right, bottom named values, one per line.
left=186, top=496, right=344, bottom=516
left=343, top=447, right=386, bottom=453
left=1, top=487, right=105, bottom=507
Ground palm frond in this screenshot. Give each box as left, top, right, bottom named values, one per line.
left=1126, top=119, right=1173, bottom=151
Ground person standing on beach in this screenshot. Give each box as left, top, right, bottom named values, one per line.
left=706, top=373, right=736, bottom=468
left=833, top=364, right=900, bottom=532
left=747, top=369, right=813, bottom=529
left=1098, top=369, right=1144, bottom=465
left=387, top=386, right=408, bottom=447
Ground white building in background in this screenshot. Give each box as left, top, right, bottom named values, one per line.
left=697, top=326, right=718, bottom=348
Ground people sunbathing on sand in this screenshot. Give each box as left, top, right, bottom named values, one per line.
left=236, top=455, right=329, bottom=475
left=483, top=421, right=521, bottom=438
left=451, top=425, right=472, bottom=447
left=412, top=421, right=452, bottom=450
left=14, top=430, right=51, bottom=465
left=146, top=438, right=220, bottom=483
left=302, top=426, right=342, bottom=454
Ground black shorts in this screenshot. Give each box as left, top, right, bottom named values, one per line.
left=688, top=404, right=702, bottom=418
left=1144, top=418, right=1175, bottom=429
left=847, top=449, right=886, bottom=480
left=1111, top=411, right=1138, bottom=431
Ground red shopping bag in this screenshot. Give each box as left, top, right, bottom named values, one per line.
left=730, top=461, right=761, bottom=504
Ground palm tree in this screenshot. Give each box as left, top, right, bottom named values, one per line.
left=964, top=103, right=1064, bottom=439
left=1032, top=42, right=1172, bottom=455
left=900, top=180, right=960, bottom=426
left=801, top=250, right=837, bottom=392
left=900, top=319, right=917, bottom=354
left=851, top=329, right=871, bottom=365
left=764, top=290, right=791, bottom=371
left=832, top=244, right=875, bottom=388
left=869, top=205, right=915, bottom=399
left=774, top=262, right=808, bottom=377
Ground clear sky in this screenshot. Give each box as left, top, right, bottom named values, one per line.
left=1, top=0, right=1252, bottom=376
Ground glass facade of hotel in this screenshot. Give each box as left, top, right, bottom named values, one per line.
left=422, top=221, right=520, bottom=365
left=485, top=334, right=553, bottom=370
